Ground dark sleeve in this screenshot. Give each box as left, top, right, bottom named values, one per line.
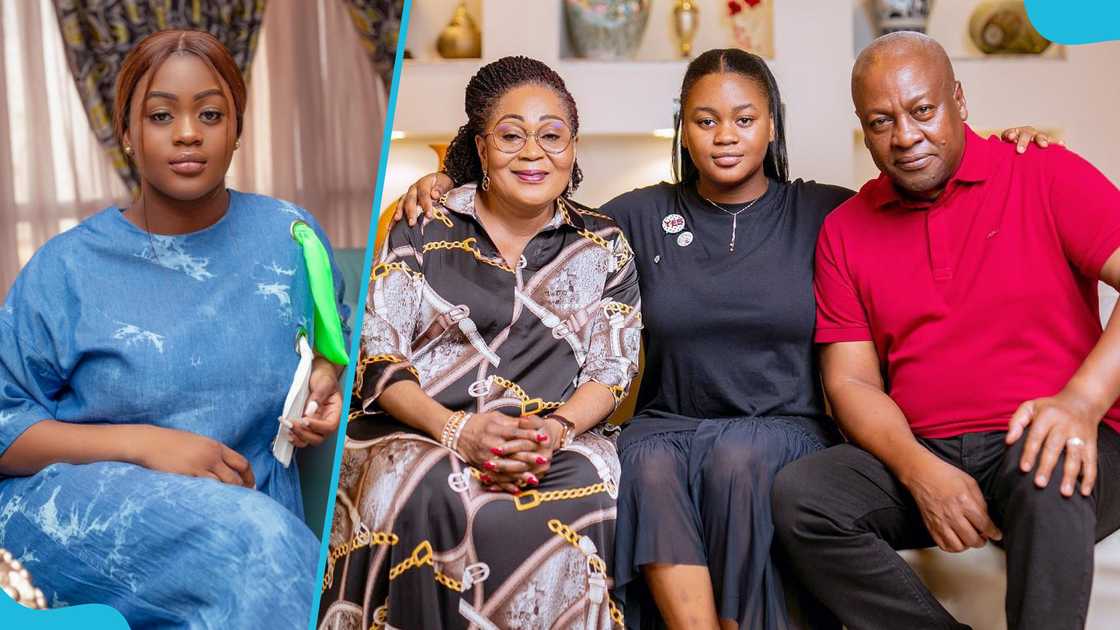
left=351, top=219, right=425, bottom=415
left=597, top=184, right=673, bottom=242
left=598, top=193, right=634, bottom=240
left=800, top=181, right=858, bottom=222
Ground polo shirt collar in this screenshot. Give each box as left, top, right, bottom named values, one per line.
left=440, top=182, right=586, bottom=231
left=865, top=123, right=994, bottom=209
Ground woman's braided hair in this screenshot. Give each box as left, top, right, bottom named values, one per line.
left=443, top=56, right=582, bottom=196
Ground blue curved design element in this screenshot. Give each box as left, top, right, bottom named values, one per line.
left=0, top=593, right=129, bottom=629
left=1025, top=0, right=1120, bottom=45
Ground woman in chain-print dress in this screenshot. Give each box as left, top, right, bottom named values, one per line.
left=318, top=183, right=642, bottom=629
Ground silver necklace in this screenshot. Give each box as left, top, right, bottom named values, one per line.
left=700, top=192, right=763, bottom=253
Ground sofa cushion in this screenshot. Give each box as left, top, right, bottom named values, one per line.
left=900, top=529, right=1120, bottom=629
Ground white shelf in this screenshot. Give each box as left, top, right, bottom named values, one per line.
left=395, top=58, right=689, bottom=137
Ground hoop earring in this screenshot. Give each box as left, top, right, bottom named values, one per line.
left=481, top=171, right=491, bottom=192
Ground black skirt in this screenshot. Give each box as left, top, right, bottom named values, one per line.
left=613, top=414, right=838, bottom=630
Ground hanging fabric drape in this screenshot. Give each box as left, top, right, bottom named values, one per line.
left=341, top=0, right=404, bottom=86
left=51, top=0, right=267, bottom=195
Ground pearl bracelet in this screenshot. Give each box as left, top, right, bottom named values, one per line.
left=440, top=410, right=471, bottom=452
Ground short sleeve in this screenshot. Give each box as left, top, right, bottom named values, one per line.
left=814, top=219, right=872, bottom=343
left=598, top=184, right=671, bottom=244
left=598, top=193, right=635, bottom=241
left=0, top=273, right=66, bottom=458
left=1045, top=148, right=1120, bottom=279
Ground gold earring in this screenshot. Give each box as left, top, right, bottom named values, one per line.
left=235, top=139, right=241, bottom=150
left=123, top=145, right=133, bottom=156
left=481, top=170, right=490, bottom=192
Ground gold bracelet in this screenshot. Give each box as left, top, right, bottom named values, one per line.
left=440, top=410, right=468, bottom=450
left=544, top=413, right=575, bottom=448
left=449, top=412, right=473, bottom=453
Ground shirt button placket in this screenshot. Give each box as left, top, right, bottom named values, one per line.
left=928, top=209, right=953, bottom=282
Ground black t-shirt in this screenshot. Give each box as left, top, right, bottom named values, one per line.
left=601, top=179, right=855, bottom=442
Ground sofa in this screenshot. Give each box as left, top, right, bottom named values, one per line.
left=900, top=532, right=1120, bottom=629
left=361, top=211, right=1120, bottom=627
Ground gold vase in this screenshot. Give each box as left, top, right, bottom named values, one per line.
left=672, top=0, right=700, bottom=58
left=436, top=2, right=481, bottom=59
left=969, top=1, right=1052, bottom=55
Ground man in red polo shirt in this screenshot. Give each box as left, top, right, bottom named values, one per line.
left=772, top=32, right=1120, bottom=630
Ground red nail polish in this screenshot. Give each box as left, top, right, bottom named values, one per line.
left=528, top=476, right=539, bottom=486
left=483, top=461, right=496, bottom=471
left=537, top=433, right=548, bottom=442
left=491, top=447, right=504, bottom=456
left=512, top=488, right=521, bottom=495
left=536, top=456, right=547, bottom=465
left=481, top=475, right=492, bottom=484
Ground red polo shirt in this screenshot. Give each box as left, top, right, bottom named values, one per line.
left=815, top=125, right=1120, bottom=439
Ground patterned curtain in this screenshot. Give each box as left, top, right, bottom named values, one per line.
left=51, top=0, right=268, bottom=194
left=342, top=0, right=404, bottom=87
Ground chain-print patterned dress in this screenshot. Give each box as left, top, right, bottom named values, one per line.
left=319, top=184, right=642, bottom=630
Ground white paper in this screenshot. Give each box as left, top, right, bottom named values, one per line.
left=273, top=334, right=315, bottom=467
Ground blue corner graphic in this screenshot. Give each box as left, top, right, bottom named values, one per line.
left=1025, top=0, right=1120, bottom=45
left=0, top=592, right=129, bottom=629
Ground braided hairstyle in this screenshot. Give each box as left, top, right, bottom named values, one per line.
left=443, top=56, right=582, bottom=196
left=673, top=49, right=789, bottom=185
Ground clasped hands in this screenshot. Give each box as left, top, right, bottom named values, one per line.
left=453, top=411, right=560, bottom=494
left=905, top=389, right=1100, bottom=554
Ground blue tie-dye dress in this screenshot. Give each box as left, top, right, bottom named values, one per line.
left=0, top=190, right=347, bottom=628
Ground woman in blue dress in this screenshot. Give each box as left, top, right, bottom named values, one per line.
left=0, top=30, right=347, bottom=628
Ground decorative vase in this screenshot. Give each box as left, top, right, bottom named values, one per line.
left=436, top=2, right=481, bottom=59
left=969, top=1, right=1051, bottom=54
left=872, top=0, right=933, bottom=35
left=673, top=0, right=700, bottom=58
left=564, top=0, right=651, bottom=60
left=726, top=0, right=775, bottom=58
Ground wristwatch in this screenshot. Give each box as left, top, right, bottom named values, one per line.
left=544, top=413, right=576, bottom=449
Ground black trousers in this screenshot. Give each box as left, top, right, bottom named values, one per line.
left=771, top=427, right=1120, bottom=630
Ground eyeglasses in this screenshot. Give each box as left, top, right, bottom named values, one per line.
left=482, top=121, right=574, bottom=155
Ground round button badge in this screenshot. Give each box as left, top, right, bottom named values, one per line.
left=662, top=214, right=685, bottom=234
left=677, top=231, right=693, bottom=247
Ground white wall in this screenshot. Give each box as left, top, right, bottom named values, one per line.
left=386, top=0, right=1120, bottom=208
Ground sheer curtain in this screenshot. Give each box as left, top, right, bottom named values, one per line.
left=228, top=0, right=388, bottom=250
left=1, top=0, right=389, bottom=294
left=0, top=0, right=130, bottom=294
